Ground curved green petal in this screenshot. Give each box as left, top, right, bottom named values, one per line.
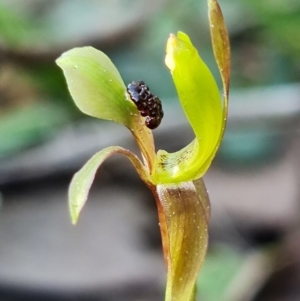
left=155, top=178, right=210, bottom=301
left=56, top=47, right=156, bottom=168
left=209, top=0, right=230, bottom=105
left=152, top=32, right=223, bottom=184
left=69, top=146, right=150, bottom=224
left=56, top=47, right=137, bottom=127
left=200, top=0, right=231, bottom=174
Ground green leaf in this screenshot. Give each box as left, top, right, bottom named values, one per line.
left=155, top=178, right=210, bottom=301
left=197, top=246, right=245, bottom=301
left=0, top=102, right=69, bottom=158
left=69, top=146, right=150, bottom=224
left=152, top=32, right=223, bottom=184
left=56, top=47, right=137, bottom=127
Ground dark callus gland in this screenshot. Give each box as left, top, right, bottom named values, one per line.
left=127, top=81, right=164, bottom=129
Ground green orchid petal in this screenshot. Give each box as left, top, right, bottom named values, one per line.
left=199, top=0, right=231, bottom=174
left=152, top=31, right=223, bottom=184
left=69, top=146, right=150, bottom=224
left=209, top=0, right=230, bottom=105
left=154, top=178, right=210, bottom=301
left=56, top=47, right=156, bottom=169
left=56, top=47, right=137, bottom=127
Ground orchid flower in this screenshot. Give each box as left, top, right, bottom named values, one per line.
left=56, top=0, right=230, bottom=300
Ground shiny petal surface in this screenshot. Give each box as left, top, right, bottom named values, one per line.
left=153, top=32, right=223, bottom=184
left=69, top=146, right=150, bottom=224
left=56, top=47, right=137, bottom=127
left=155, top=179, right=210, bottom=301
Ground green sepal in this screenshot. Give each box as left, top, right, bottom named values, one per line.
left=208, top=0, right=230, bottom=104
left=69, top=146, right=150, bottom=224
left=155, top=178, right=210, bottom=301
left=56, top=47, right=137, bottom=127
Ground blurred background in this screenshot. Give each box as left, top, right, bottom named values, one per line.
left=0, top=0, right=300, bottom=300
